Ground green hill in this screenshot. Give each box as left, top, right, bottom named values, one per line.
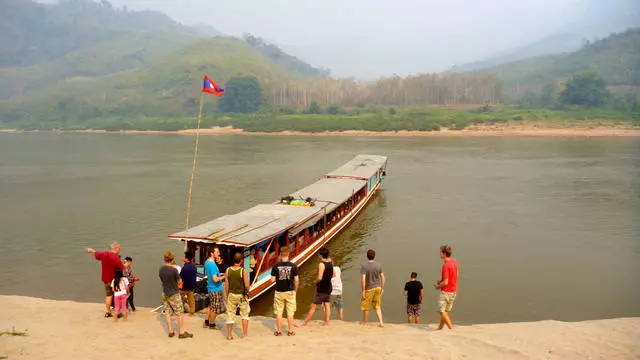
left=0, top=36, right=307, bottom=129
left=468, top=28, right=640, bottom=100
left=0, top=0, right=333, bottom=129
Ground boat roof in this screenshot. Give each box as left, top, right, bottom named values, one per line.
left=290, top=178, right=366, bottom=206
left=169, top=154, right=386, bottom=247
left=169, top=203, right=324, bottom=246
left=324, top=154, right=387, bottom=180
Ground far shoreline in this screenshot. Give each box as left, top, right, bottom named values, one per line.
left=1, top=123, right=640, bottom=137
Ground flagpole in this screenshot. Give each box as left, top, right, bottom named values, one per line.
left=185, top=91, right=205, bottom=236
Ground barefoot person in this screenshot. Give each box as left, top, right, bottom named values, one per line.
left=434, top=245, right=459, bottom=330
left=111, top=268, right=129, bottom=322
left=270, top=246, right=299, bottom=336
left=360, top=249, right=385, bottom=327
left=159, top=251, right=193, bottom=339
left=123, top=257, right=140, bottom=312
left=86, top=242, right=124, bottom=318
left=301, top=247, right=333, bottom=327
left=404, top=272, right=423, bottom=324
left=224, top=252, right=251, bottom=340
left=330, top=265, right=344, bottom=321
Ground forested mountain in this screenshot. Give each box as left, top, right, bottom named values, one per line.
left=466, top=28, right=640, bottom=100
left=453, top=0, right=640, bottom=72
left=0, top=0, right=201, bottom=67
left=243, top=34, right=331, bottom=78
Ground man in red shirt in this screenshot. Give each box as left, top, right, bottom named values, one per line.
left=86, top=242, right=124, bottom=317
left=434, top=244, right=458, bottom=330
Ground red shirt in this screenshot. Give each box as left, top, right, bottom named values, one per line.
left=94, top=251, right=124, bottom=283
left=441, top=258, right=458, bottom=293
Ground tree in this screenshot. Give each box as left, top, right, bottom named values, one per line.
left=539, top=82, right=559, bottom=107
left=559, top=72, right=610, bottom=107
left=307, top=101, right=321, bottom=114
left=219, top=76, right=262, bottom=113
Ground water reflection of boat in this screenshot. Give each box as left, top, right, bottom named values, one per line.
left=168, top=154, right=388, bottom=301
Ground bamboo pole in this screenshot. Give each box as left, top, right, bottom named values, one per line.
left=185, top=92, right=205, bottom=235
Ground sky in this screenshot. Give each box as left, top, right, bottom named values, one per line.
left=68, top=0, right=592, bottom=78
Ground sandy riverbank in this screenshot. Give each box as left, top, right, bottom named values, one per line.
left=2, top=123, right=640, bottom=137
left=0, top=296, right=638, bottom=360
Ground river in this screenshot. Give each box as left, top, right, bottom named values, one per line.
left=0, top=133, right=638, bottom=324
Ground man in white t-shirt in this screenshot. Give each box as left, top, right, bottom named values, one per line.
left=330, top=265, right=344, bottom=320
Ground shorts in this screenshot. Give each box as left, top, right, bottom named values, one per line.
left=313, top=292, right=331, bottom=305
left=226, top=293, right=251, bottom=324
left=407, top=303, right=422, bottom=317
left=163, top=293, right=184, bottom=316
left=273, top=291, right=296, bottom=317
left=104, top=282, right=114, bottom=297
left=330, top=294, right=344, bottom=309
left=360, top=287, right=382, bottom=310
left=438, top=291, right=457, bottom=312
left=208, top=291, right=226, bottom=314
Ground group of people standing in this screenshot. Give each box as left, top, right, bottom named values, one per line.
left=87, top=241, right=459, bottom=339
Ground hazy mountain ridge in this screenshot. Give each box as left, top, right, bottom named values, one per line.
left=452, top=0, right=640, bottom=72
left=466, top=28, right=640, bottom=101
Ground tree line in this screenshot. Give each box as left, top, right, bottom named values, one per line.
left=223, top=74, right=503, bottom=113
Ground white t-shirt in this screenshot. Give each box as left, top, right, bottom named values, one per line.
left=331, top=266, right=342, bottom=295
left=111, top=278, right=129, bottom=297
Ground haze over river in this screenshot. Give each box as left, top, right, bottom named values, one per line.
left=0, top=133, right=638, bottom=324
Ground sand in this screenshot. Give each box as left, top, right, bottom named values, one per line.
left=0, top=296, right=638, bottom=360
left=2, top=123, right=640, bottom=137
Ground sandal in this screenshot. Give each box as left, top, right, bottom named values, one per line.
left=168, top=332, right=176, bottom=338
left=273, top=330, right=283, bottom=336
left=287, top=331, right=296, bottom=336
left=104, top=312, right=113, bottom=318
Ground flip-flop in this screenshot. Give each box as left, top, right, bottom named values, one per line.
left=273, top=331, right=283, bottom=336
left=287, top=331, right=296, bottom=336
left=168, top=332, right=176, bottom=338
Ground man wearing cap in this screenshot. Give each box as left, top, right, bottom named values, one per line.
left=86, top=242, right=125, bottom=317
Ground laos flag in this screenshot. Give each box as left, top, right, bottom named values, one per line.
left=202, top=75, right=224, bottom=97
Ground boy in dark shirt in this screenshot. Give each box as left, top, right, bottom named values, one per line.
left=180, top=251, right=198, bottom=316
left=403, top=272, right=424, bottom=324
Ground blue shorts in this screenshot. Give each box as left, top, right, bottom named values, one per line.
left=330, top=294, right=343, bottom=309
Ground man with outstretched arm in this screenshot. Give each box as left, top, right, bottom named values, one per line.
left=86, top=242, right=124, bottom=318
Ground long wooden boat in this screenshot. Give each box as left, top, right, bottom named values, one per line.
left=168, top=154, right=388, bottom=301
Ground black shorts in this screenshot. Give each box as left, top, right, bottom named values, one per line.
left=313, top=292, right=331, bottom=305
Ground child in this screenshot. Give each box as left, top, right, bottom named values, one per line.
left=123, top=257, right=140, bottom=312
left=330, top=265, right=344, bottom=320
left=111, top=268, right=130, bottom=321
left=403, top=272, right=423, bottom=324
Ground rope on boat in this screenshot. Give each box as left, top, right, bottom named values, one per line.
left=184, top=92, right=205, bottom=232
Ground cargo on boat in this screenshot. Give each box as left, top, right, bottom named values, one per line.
left=168, top=154, right=388, bottom=301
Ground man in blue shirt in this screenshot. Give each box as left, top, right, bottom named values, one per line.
left=180, top=251, right=198, bottom=316
left=204, top=248, right=226, bottom=329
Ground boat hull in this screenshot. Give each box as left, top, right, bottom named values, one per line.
left=247, top=180, right=382, bottom=301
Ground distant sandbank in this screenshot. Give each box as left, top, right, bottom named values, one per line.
left=0, top=295, right=638, bottom=360
left=2, top=123, right=640, bottom=137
